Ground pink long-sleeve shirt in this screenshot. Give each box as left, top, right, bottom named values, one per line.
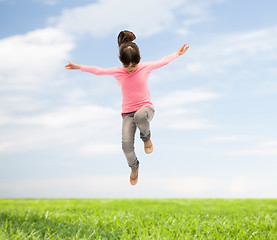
left=81, top=52, right=179, bottom=114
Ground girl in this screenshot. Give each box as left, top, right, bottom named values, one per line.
left=65, top=30, right=189, bottom=186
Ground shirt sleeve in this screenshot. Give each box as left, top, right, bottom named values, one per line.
left=145, top=52, right=179, bottom=72
left=80, top=65, right=118, bottom=76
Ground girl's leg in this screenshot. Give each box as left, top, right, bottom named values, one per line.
left=134, top=107, right=155, bottom=142
left=122, top=114, right=139, bottom=171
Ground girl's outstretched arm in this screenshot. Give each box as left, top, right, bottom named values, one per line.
left=65, top=62, right=118, bottom=76
left=146, top=43, right=189, bottom=71
left=65, top=62, right=81, bottom=70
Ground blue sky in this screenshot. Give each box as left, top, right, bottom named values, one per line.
left=0, top=0, right=277, bottom=198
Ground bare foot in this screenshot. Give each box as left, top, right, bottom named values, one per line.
left=144, top=139, right=153, bottom=154
left=130, top=168, right=139, bottom=186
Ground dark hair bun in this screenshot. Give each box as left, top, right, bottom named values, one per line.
left=118, top=30, right=136, bottom=47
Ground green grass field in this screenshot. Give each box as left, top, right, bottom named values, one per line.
left=0, top=199, right=276, bottom=239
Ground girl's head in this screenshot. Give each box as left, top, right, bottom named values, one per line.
left=118, top=30, right=140, bottom=73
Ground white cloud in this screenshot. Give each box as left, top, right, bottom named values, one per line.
left=17, top=105, right=117, bottom=128
left=0, top=95, right=46, bottom=113
left=207, top=135, right=261, bottom=142
left=157, top=89, right=220, bottom=108
left=160, top=175, right=277, bottom=198
left=1, top=104, right=118, bottom=128
left=62, top=89, right=88, bottom=104
left=33, top=0, right=57, bottom=5
left=0, top=104, right=120, bottom=153
left=223, top=149, right=277, bottom=157
left=177, top=0, right=223, bottom=36
left=78, top=143, right=121, bottom=157
left=153, top=89, right=219, bottom=130
left=155, top=111, right=215, bottom=130
left=183, top=26, right=277, bottom=76
left=227, top=176, right=277, bottom=198
left=257, top=141, right=277, bottom=148
left=50, top=0, right=222, bottom=38
left=1, top=174, right=276, bottom=198
left=164, top=118, right=215, bottom=130
left=205, top=136, right=277, bottom=158
left=0, top=175, right=128, bottom=198
left=0, top=25, right=78, bottom=156
left=0, top=27, right=74, bottom=88
left=220, top=140, right=277, bottom=157
left=0, top=128, right=49, bottom=153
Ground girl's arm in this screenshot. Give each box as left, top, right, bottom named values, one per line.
left=65, top=62, right=117, bottom=76
left=146, top=44, right=189, bottom=71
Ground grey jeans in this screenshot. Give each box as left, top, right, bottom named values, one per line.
left=122, top=107, right=155, bottom=171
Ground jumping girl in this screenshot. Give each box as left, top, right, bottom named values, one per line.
left=65, top=30, right=189, bottom=186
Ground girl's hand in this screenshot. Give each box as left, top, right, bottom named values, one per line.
left=177, top=44, right=189, bottom=56
left=65, top=61, right=81, bottom=70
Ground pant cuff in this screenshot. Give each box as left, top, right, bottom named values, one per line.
left=130, top=160, right=139, bottom=171
left=141, top=132, right=151, bottom=142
